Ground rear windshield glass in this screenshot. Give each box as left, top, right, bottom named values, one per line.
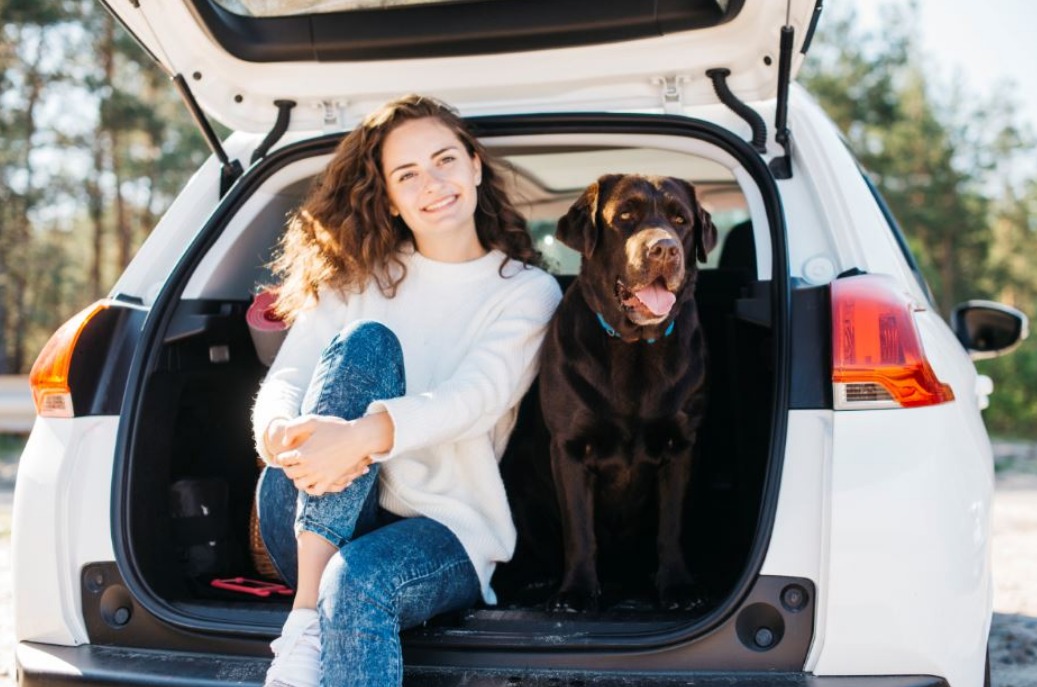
left=193, top=0, right=742, bottom=62
left=213, top=0, right=483, bottom=17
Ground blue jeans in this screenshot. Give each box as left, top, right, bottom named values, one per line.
left=256, top=321, right=481, bottom=687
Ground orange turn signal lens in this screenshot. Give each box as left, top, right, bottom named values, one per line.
left=832, top=275, right=954, bottom=410
left=28, top=300, right=111, bottom=418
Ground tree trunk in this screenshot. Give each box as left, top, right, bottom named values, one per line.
left=88, top=137, right=106, bottom=299
left=91, top=12, right=118, bottom=295
left=10, top=31, right=45, bottom=373
left=939, top=230, right=955, bottom=318
left=0, top=208, right=10, bottom=373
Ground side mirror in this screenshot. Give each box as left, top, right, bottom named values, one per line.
left=950, top=300, right=1029, bottom=360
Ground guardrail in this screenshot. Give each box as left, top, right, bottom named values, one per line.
left=0, top=375, right=33, bottom=433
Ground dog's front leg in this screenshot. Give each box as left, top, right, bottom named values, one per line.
left=655, top=450, right=696, bottom=610
left=549, top=438, right=601, bottom=612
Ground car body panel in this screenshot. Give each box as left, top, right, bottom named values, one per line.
left=817, top=404, right=993, bottom=687
left=100, top=0, right=819, bottom=133
left=785, top=88, right=927, bottom=300
left=13, top=416, right=119, bottom=646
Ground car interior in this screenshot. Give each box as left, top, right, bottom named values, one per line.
left=122, top=132, right=777, bottom=641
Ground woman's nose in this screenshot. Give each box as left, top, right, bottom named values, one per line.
left=423, top=169, right=447, bottom=191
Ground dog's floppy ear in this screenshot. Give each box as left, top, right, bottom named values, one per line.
left=681, top=180, right=718, bottom=264
left=556, top=175, right=619, bottom=258
left=695, top=204, right=718, bottom=264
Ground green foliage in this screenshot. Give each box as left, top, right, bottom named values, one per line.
left=0, top=1, right=210, bottom=373
left=978, top=339, right=1037, bottom=439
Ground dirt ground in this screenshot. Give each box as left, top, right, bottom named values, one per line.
left=0, top=441, right=1033, bottom=686
left=988, top=442, right=1037, bottom=687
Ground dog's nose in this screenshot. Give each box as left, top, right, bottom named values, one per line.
left=647, top=237, right=680, bottom=262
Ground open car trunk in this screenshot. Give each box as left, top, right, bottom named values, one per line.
left=112, top=114, right=791, bottom=663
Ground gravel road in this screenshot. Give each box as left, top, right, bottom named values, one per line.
left=0, top=445, right=1033, bottom=686
left=988, top=442, right=1037, bottom=687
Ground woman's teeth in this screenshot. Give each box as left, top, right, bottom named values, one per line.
left=424, top=195, right=457, bottom=212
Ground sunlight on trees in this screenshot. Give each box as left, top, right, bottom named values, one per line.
left=0, top=0, right=209, bottom=372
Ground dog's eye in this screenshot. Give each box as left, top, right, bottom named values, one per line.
left=671, top=214, right=687, bottom=225
left=666, top=438, right=676, bottom=451
left=618, top=211, right=633, bottom=222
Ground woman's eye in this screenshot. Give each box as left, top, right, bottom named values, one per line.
left=397, top=171, right=416, bottom=183
left=438, top=155, right=456, bottom=165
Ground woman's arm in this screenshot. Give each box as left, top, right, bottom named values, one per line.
left=251, top=292, right=341, bottom=465
left=270, top=412, right=394, bottom=495
left=368, top=273, right=561, bottom=460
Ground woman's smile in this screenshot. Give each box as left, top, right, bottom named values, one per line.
left=423, top=194, right=459, bottom=213
left=382, top=117, right=484, bottom=261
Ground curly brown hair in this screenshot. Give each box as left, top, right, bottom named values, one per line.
left=270, top=94, right=540, bottom=322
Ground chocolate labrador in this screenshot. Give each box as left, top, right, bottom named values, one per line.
left=538, top=173, right=717, bottom=612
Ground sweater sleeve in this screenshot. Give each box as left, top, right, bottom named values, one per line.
left=251, top=292, right=343, bottom=464
left=367, top=272, right=561, bottom=460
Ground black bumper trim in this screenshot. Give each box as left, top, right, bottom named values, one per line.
left=18, top=641, right=950, bottom=687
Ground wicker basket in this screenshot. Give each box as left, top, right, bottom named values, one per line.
left=249, top=458, right=282, bottom=581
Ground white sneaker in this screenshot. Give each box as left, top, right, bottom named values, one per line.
left=265, top=609, right=321, bottom=687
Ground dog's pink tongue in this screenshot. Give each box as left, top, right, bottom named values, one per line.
left=634, top=283, right=676, bottom=316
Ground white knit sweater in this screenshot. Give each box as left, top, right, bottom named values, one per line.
left=252, top=247, right=562, bottom=603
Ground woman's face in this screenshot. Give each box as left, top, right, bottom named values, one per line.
left=381, top=117, right=484, bottom=261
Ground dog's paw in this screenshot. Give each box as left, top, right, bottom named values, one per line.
left=548, top=588, right=600, bottom=613
left=657, top=582, right=706, bottom=612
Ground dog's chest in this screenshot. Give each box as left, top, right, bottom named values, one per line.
left=591, top=339, right=696, bottom=416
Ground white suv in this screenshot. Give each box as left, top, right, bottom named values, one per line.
left=13, top=1, right=1027, bottom=686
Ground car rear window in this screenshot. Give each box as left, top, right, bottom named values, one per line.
left=213, top=0, right=498, bottom=17
left=192, top=0, right=743, bottom=61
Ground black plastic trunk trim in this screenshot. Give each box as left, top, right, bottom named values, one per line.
left=18, top=642, right=952, bottom=687
left=65, top=303, right=148, bottom=417
left=186, top=0, right=744, bottom=63
left=111, top=113, right=792, bottom=658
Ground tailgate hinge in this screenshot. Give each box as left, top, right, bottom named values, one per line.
left=172, top=73, right=242, bottom=197
left=320, top=100, right=347, bottom=132
left=652, top=75, right=689, bottom=115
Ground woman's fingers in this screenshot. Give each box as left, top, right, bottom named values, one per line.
left=283, top=448, right=373, bottom=495
left=280, top=414, right=326, bottom=448
left=281, top=460, right=307, bottom=479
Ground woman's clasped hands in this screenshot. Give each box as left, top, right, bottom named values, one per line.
left=265, top=413, right=391, bottom=496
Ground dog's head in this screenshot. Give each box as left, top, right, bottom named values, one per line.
left=556, top=174, right=717, bottom=333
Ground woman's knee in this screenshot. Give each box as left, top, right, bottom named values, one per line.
left=324, top=321, right=404, bottom=389
left=303, top=320, right=406, bottom=417
left=331, top=321, right=403, bottom=365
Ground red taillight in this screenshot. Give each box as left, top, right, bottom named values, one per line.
left=831, top=275, right=954, bottom=410
left=28, top=300, right=111, bottom=418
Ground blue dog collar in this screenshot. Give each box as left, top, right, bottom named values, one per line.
left=595, top=312, right=674, bottom=344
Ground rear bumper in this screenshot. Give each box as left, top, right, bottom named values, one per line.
left=18, top=641, right=950, bottom=687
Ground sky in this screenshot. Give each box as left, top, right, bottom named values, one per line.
left=854, top=0, right=1037, bottom=135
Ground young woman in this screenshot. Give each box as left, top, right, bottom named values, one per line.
left=251, top=94, right=561, bottom=687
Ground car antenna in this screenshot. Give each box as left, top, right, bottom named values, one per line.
left=172, top=73, right=243, bottom=198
